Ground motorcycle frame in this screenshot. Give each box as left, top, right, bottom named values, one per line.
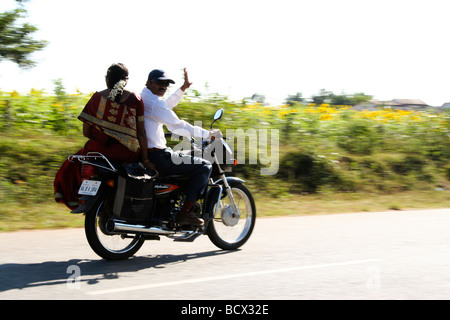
left=68, top=149, right=240, bottom=225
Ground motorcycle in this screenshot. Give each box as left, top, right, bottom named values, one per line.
left=68, top=108, right=256, bottom=260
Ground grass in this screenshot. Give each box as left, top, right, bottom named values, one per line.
left=1, top=189, right=449, bottom=232
left=2, top=90, right=450, bottom=232
left=256, top=189, right=450, bottom=217
left=0, top=203, right=85, bottom=232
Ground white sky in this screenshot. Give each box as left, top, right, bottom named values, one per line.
left=1, top=0, right=449, bottom=106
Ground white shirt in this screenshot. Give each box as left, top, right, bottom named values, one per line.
left=141, top=87, right=210, bottom=149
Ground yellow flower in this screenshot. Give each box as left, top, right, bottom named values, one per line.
left=305, top=107, right=319, bottom=114
left=320, top=114, right=333, bottom=121
left=279, top=110, right=289, bottom=118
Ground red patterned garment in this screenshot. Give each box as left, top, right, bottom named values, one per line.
left=79, top=92, right=144, bottom=157
left=54, top=92, right=145, bottom=209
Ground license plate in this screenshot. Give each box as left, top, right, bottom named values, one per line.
left=78, top=180, right=101, bottom=196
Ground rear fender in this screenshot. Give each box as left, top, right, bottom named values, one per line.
left=70, top=187, right=106, bottom=214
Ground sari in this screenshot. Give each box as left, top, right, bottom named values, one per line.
left=54, top=92, right=145, bottom=209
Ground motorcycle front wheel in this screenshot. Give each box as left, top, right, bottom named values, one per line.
left=207, top=183, right=256, bottom=250
left=85, top=199, right=145, bottom=260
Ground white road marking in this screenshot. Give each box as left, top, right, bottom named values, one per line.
left=87, top=258, right=381, bottom=295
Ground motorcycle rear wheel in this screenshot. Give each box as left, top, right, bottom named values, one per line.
left=85, top=200, right=145, bottom=260
left=207, top=183, right=256, bottom=250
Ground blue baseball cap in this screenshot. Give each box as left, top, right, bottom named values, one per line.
left=148, top=69, right=175, bottom=84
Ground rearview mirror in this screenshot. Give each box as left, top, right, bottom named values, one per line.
left=210, top=108, right=224, bottom=129
left=213, top=108, right=223, bottom=120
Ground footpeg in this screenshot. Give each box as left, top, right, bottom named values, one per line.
left=172, top=230, right=202, bottom=242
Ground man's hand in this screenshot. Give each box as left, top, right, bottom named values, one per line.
left=209, top=129, right=223, bottom=140
left=180, top=68, right=192, bottom=92
left=143, top=160, right=156, bottom=171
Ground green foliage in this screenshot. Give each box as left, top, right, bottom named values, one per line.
left=0, top=88, right=88, bottom=134
left=0, top=133, right=85, bottom=206
left=310, top=89, right=373, bottom=106
left=337, top=120, right=380, bottom=155
left=1, top=86, right=450, bottom=216
left=278, top=150, right=339, bottom=193
left=0, top=7, right=47, bottom=67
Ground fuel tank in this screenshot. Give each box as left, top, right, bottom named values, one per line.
left=153, top=183, right=179, bottom=197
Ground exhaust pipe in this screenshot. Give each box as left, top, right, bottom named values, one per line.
left=106, top=219, right=201, bottom=242
left=106, top=220, right=174, bottom=235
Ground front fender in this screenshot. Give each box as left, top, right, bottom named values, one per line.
left=213, top=177, right=245, bottom=187
left=203, top=177, right=245, bottom=219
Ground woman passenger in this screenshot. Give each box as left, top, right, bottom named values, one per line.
left=54, top=63, right=153, bottom=209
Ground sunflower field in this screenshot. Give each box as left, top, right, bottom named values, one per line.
left=1, top=87, right=450, bottom=229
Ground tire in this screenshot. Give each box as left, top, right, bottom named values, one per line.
left=207, top=183, right=256, bottom=250
left=84, top=199, right=145, bottom=260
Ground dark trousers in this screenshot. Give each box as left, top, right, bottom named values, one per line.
left=148, top=148, right=212, bottom=202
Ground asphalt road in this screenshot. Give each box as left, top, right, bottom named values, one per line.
left=1, top=208, right=450, bottom=300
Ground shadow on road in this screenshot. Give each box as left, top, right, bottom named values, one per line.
left=0, top=250, right=234, bottom=293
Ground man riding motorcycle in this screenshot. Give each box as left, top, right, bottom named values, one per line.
left=141, top=68, right=221, bottom=227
